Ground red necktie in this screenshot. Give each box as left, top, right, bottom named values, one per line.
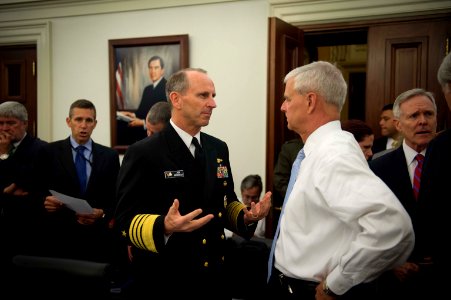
left=413, top=153, right=424, bottom=200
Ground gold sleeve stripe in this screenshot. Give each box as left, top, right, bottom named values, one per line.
left=130, top=214, right=146, bottom=249
left=226, top=201, right=246, bottom=232
left=129, top=214, right=159, bottom=253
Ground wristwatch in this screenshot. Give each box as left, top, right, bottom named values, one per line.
left=323, top=281, right=337, bottom=297
left=0, top=153, right=9, bottom=160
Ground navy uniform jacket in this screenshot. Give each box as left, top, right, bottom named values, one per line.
left=33, top=137, right=120, bottom=262
left=114, top=124, right=252, bottom=298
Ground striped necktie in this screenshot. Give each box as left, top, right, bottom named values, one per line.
left=413, top=153, right=424, bottom=200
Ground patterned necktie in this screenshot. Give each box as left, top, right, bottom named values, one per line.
left=75, top=145, right=87, bottom=194
left=413, top=153, right=424, bottom=200
left=267, top=148, right=305, bottom=282
left=391, top=139, right=399, bottom=148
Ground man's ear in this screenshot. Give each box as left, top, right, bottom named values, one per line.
left=306, top=92, right=317, bottom=113
left=169, top=92, right=181, bottom=109
left=394, top=119, right=401, bottom=131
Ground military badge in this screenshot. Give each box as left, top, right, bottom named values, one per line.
left=217, top=165, right=228, bottom=178
left=164, top=170, right=184, bottom=179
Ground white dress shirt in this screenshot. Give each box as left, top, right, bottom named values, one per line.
left=274, top=120, right=414, bottom=295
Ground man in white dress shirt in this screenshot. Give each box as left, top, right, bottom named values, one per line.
left=267, top=61, right=415, bottom=300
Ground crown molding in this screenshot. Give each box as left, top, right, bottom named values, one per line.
left=269, top=0, right=451, bottom=26
left=0, top=0, right=239, bottom=23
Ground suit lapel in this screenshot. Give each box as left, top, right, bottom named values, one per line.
left=392, top=148, right=417, bottom=207
left=60, top=138, right=80, bottom=186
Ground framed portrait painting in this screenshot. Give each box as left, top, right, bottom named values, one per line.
left=109, top=34, right=189, bottom=153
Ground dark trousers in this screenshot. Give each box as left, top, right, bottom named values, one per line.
left=376, top=264, right=437, bottom=300
left=266, top=268, right=378, bottom=300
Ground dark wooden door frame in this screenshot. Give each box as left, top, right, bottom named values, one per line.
left=0, top=44, right=37, bottom=136
left=266, top=17, right=303, bottom=237
left=266, top=13, right=451, bottom=237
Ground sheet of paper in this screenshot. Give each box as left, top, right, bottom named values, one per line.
left=116, top=111, right=133, bottom=123
left=49, top=190, right=94, bottom=214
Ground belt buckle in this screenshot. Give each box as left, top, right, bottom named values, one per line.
left=278, top=273, right=293, bottom=294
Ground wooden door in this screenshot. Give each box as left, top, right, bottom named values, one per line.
left=0, top=45, right=37, bottom=136
left=266, top=17, right=304, bottom=237
left=366, top=17, right=451, bottom=135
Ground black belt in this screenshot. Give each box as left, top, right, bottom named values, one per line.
left=275, top=268, right=318, bottom=294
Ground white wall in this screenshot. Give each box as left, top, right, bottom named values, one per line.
left=49, top=0, right=269, bottom=196
left=1, top=0, right=448, bottom=196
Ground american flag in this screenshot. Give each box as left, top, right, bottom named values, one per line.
left=116, top=62, right=125, bottom=109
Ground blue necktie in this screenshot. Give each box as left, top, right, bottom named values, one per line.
left=75, top=145, right=87, bottom=194
left=267, top=148, right=305, bottom=282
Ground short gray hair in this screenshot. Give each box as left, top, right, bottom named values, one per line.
left=437, top=52, right=451, bottom=87
left=0, top=101, right=28, bottom=121
left=165, top=68, right=207, bottom=106
left=393, top=88, right=437, bottom=118
left=284, top=61, right=347, bottom=112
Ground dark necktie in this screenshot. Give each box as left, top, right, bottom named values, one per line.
left=192, top=137, right=204, bottom=162
left=75, top=145, right=87, bottom=194
left=8, top=144, right=16, bottom=155
left=413, top=153, right=424, bottom=200
left=267, top=148, right=305, bottom=281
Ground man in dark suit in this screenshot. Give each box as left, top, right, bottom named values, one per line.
left=134, top=56, right=168, bottom=120
left=114, top=68, right=271, bottom=299
left=369, top=88, right=437, bottom=299
left=117, top=56, right=168, bottom=144
left=419, top=51, right=451, bottom=300
left=372, top=103, right=402, bottom=156
left=33, top=99, right=120, bottom=263
left=0, top=101, right=47, bottom=293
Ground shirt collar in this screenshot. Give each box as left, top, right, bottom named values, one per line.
left=12, top=132, right=27, bottom=149
left=70, top=136, right=93, bottom=153
left=153, top=77, right=163, bottom=88
left=170, top=119, right=201, bottom=149
left=402, top=140, right=426, bottom=166
left=303, top=120, right=341, bottom=157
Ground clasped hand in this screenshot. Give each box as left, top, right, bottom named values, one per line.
left=0, top=130, right=13, bottom=154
